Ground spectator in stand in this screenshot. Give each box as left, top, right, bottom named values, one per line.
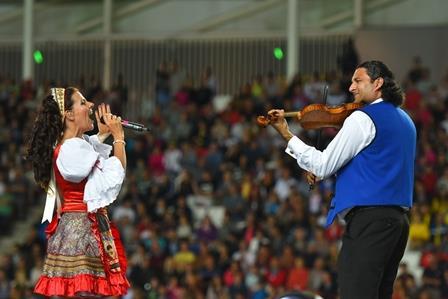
left=338, top=38, right=359, bottom=77
left=206, top=275, right=230, bottom=299
left=173, top=239, right=196, bottom=273
left=404, top=80, right=423, bottom=117
left=407, top=56, right=425, bottom=84
left=421, top=253, right=443, bottom=298
left=439, top=69, right=448, bottom=99
left=196, top=215, right=218, bottom=244
left=397, top=263, right=418, bottom=299
left=265, top=256, right=287, bottom=290
left=0, top=269, right=10, bottom=299
left=304, top=72, right=327, bottom=103
left=155, top=61, right=171, bottom=108
left=286, top=256, right=309, bottom=292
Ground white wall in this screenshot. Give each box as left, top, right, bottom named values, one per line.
left=355, top=26, right=448, bottom=83
left=366, top=0, right=448, bottom=26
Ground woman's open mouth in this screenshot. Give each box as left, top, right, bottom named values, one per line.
left=88, top=108, right=95, bottom=121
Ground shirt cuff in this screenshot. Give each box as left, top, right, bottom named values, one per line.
left=97, top=133, right=110, bottom=143
left=284, top=135, right=306, bottom=159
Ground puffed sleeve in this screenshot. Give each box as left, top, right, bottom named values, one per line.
left=57, top=137, right=125, bottom=212
left=56, top=138, right=99, bottom=183
left=86, top=134, right=112, bottom=159
left=84, top=156, right=125, bottom=212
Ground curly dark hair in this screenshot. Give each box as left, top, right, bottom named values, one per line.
left=25, top=87, right=78, bottom=189
left=358, top=60, right=404, bottom=107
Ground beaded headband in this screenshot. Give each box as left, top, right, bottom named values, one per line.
left=50, top=87, right=65, bottom=116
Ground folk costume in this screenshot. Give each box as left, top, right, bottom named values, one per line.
left=34, top=88, right=129, bottom=297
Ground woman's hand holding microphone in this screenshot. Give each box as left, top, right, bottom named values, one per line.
left=95, top=103, right=126, bottom=168
left=95, top=103, right=124, bottom=142
left=103, top=113, right=125, bottom=144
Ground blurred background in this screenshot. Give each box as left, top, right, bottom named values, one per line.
left=0, top=0, right=447, bottom=298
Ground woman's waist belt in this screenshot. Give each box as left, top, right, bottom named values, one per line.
left=61, top=200, right=88, bottom=212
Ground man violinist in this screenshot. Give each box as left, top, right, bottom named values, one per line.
left=268, top=60, right=416, bottom=299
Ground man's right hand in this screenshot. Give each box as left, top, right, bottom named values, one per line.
left=307, top=172, right=317, bottom=186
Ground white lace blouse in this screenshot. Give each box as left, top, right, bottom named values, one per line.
left=42, top=134, right=125, bottom=222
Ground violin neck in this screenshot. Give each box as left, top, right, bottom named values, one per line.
left=284, top=112, right=298, bottom=118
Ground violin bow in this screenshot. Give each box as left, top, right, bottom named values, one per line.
left=309, top=84, right=329, bottom=190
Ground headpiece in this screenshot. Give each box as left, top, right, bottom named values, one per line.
left=50, top=88, right=65, bottom=116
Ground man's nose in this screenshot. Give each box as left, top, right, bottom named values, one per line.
left=349, top=84, right=355, bottom=93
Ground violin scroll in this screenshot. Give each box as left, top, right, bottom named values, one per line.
left=256, top=111, right=299, bottom=128
left=256, top=115, right=270, bottom=128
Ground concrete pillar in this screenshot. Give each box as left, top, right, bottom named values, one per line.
left=103, top=0, right=112, bottom=90
left=22, top=0, right=34, bottom=80
left=354, top=0, right=363, bottom=29
left=286, top=0, right=299, bottom=81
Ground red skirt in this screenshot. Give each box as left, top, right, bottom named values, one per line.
left=34, top=211, right=130, bottom=297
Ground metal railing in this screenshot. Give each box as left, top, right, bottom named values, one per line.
left=0, top=35, right=350, bottom=116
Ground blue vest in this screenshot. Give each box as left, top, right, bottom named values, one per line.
left=326, top=101, right=416, bottom=227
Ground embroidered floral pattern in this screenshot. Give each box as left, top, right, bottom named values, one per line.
left=43, top=213, right=106, bottom=278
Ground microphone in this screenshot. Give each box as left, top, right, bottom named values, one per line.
left=99, top=116, right=150, bottom=132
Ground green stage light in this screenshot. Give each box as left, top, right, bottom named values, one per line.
left=33, top=50, right=43, bottom=64
left=273, top=47, right=284, bottom=60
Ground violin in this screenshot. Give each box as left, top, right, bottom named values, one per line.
left=256, top=102, right=363, bottom=130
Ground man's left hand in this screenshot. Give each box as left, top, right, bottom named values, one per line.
left=267, top=109, right=293, bottom=141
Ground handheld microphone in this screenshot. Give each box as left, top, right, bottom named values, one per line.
left=99, top=116, right=150, bottom=132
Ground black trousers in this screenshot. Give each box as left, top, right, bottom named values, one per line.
left=338, top=206, right=410, bottom=299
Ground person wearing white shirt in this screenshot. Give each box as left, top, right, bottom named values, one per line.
left=267, top=61, right=416, bottom=299
left=26, top=87, right=130, bottom=297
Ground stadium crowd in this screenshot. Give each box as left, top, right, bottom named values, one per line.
left=0, top=57, right=448, bottom=298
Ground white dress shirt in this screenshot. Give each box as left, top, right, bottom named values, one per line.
left=285, top=99, right=382, bottom=179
